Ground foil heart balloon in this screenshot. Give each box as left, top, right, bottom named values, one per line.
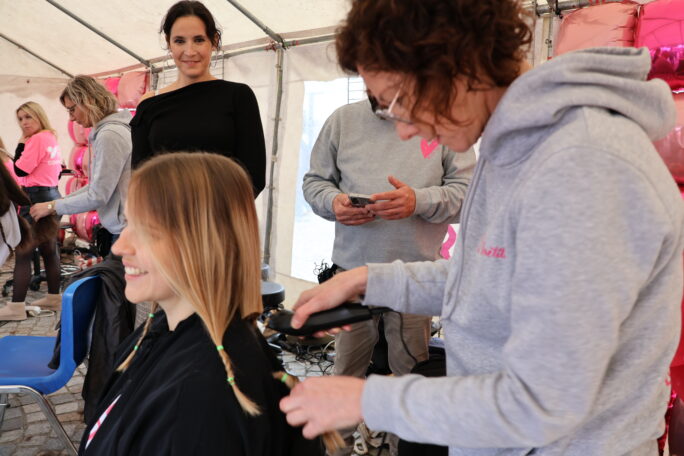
left=636, top=0, right=684, bottom=90
left=68, top=145, right=88, bottom=178
left=555, top=1, right=638, bottom=55
left=103, top=77, right=121, bottom=97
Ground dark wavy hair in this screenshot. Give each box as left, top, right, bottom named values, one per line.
left=161, top=1, right=222, bottom=48
left=336, top=0, right=533, bottom=123
left=0, top=164, right=58, bottom=253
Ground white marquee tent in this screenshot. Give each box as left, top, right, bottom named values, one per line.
left=0, top=0, right=635, bottom=302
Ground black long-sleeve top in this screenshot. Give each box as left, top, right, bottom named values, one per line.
left=79, top=312, right=324, bottom=456
left=130, top=80, right=267, bottom=197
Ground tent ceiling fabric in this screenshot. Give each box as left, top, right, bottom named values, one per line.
left=1, top=0, right=350, bottom=79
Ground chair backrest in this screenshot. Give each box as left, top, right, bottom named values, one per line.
left=59, top=276, right=101, bottom=370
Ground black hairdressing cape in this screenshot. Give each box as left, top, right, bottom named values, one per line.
left=78, top=311, right=324, bottom=456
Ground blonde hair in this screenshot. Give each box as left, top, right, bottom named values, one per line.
left=114, top=153, right=346, bottom=450
left=16, top=101, right=56, bottom=136
left=117, top=152, right=263, bottom=414
left=60, top=75, right=119, bottom=127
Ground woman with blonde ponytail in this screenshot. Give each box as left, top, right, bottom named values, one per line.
left=78, top=153, right=325, bottom=455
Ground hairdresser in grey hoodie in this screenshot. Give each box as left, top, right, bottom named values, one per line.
left=281, top=1, right=684, bottom=455
left=32, top=76, right=131, bottom=258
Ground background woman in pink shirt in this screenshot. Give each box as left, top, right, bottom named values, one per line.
left=0, top=102, right=62, bottom=321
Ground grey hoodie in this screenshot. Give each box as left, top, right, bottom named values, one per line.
left=56, top=110, right=132, bottom=234
left=362, top=47, right=684, bottom=455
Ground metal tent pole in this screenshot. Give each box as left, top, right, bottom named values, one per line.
left=531, top=0, right=623, bottom=15
left=0, top=33, right=72, bottom=77
left=262, top=47, right=285, bottom=267
left=45, top=0, right=150, bottom=68
left=224, top=0, right=284, bottom=45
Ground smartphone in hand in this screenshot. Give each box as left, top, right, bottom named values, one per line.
left=348, top=193, right=374, bottom=207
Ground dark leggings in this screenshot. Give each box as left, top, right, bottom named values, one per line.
left=13, top=186, right=61, bottom=302
left=12, top=239, right=60, bottom=301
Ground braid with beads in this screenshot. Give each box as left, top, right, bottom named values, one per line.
left=116, top=302, right=159, bottom=372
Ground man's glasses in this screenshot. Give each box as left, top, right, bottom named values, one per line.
left=374, top=89, right=413, bottom=125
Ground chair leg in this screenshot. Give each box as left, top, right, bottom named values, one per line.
left=19, top=386, right=78, bottom=456
left=0, top=393, right=8, bottom=427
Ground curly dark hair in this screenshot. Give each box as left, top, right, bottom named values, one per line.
left=161, top=1, right=222, bottom=48
left=336, top=0, right=532, bottom=123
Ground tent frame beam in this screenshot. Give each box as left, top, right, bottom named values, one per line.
left=531, top=0, right=622, bottom=15
left=45, top=0, right=150, bottom=68
left=0, top=33, right=72, bottom=78
left=225, top=0, right=284, bottom=45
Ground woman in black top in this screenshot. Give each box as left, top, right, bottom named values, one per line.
left=79, top=153, right=331, bottom=455
left=130, top=1, right=266, bottom=197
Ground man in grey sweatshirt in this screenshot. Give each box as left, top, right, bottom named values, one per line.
left=303, top=98, right=474, bottom=380
left=283, top=46, right=684, bottom=456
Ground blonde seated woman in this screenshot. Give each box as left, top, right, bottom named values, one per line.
left=78, top=153, right=332, bottom=455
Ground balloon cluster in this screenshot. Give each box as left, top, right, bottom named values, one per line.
left=555, top=0, right=684, bottom=183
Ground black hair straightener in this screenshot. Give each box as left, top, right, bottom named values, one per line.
left=266, top=303, right=392, bottom=336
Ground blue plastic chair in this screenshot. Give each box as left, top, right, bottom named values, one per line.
left=0, top=276, right=101, bottom=455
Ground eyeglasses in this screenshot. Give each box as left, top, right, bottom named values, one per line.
left=374, top=89, right=413, bottom=125
left=64, top=104, right=76, bottom=115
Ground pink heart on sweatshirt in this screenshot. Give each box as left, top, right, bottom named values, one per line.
left=420, top=139, right=439, bottom=158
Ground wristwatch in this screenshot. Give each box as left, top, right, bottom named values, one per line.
left=46, top=201, right=54, bottom=211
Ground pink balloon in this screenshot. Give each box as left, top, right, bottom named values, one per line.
left=69, top=145, right=88, bottom=177
left=81, top=146, right=91, bottom=178
left=555, top=1, right=638, bottom=56
left=67, top=120, right=76, bottom=143
left=74, top=210, right=100, bottom=242
left=65, top=176, right=87, bottom=195
left=117, top=71, right=148, bottom=108
left=654, top=93, right=684, bottom=183
left=636, top=0, right=684, bottom=90
left=71, top=122, right=91, bottom=146
left=104, top=77, right=121, bottom=96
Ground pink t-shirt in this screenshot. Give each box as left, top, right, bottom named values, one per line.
left=16, top=130, right=61, bottom=187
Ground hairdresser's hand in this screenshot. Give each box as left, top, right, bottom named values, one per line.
left=332, top=193, right=375, bottom=226
left=368, top=176, right=416, bottom=220
left=30, top=202, right=55, bottom=221
left=280, top=376, right=365, bottom=439
left=292, top=266, right=369, bottom=331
